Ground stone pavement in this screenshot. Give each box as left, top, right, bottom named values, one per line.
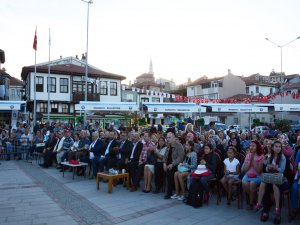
left=0, top=160, right=298, bottom=225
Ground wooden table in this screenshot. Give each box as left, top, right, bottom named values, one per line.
left=96, top=172, right=129, bottom=193
left=61, top=161, right=88, bottom=179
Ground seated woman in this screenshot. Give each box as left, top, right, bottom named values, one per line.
left=153, top=137, right=167, bottom=193
left=220, top=146, right=240, bottom=205
left=171, top=140, right=197, bottom=201
left=291, top=148, right=300, bottom=220
left=241, top=140, right=264, bottom=210
left=68, top=132, right=80, bottom=160
left=197, top=143, right=218, bottom=203
left=143, top=133, right=159, bottom=193
left=255, top=140, right=289, bottom=223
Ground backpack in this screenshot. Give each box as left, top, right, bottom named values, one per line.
left=186, top=180, right=203, bottom=208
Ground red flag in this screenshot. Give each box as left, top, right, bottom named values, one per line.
left=33, top=27, right=37, bottom=51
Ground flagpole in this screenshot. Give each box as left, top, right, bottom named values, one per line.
left=33, top=27, right=37, bottom=129
left=33, top=48, right=37, bottom=128
left=47, top=28, right=51, bottom=121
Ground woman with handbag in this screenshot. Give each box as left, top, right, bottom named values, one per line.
left=153, top=137, right=167, bottom=193
left=171, top=140, right=197, bottom=201
left=143, top=133, right=159, bottom=193
left=241, top=140, right=264, bottom=210
left=254, top=140, right=289, bottom=224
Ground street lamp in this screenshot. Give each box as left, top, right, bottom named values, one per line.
left=81, top=0, right=93, bottom=129
left=265, top=36, right=300, bottom=119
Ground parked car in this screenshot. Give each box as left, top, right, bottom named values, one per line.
left=252, top=126, right=270, bottom=134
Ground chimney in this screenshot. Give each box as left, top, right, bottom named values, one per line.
left=75, top=55, right=78, bottom=59
left=187, top=78, right=191, bottom=84
left=228, top=69, right=231, bottom=75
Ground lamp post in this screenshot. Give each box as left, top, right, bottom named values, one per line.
left=81, top=0, right=93, bottom=129
left=265, top=36, right=300, bottom=119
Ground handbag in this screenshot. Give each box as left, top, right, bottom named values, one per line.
left=261, top=173, right=284, bottom=185
left=177, top=164, right=190, bottom=173
left=191, top=166, right=212, bottom=179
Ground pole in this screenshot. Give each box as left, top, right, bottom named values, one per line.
left=33, top=49, right=37, bottom=128
left=280, top=46, right=283, bottom=119
left=47, top=28, right=51, bottom=121
left=265, top=36, right=300, bottom=120
left=82, top=0, right=93, bottom=129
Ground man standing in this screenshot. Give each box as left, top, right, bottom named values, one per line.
left=163, top=132, right=184, bottom=199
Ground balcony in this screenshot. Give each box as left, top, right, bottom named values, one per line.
left=72, top=92, right=100, bottom=102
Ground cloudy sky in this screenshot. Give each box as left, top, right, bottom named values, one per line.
left=1, top=0, right=300, bottom=84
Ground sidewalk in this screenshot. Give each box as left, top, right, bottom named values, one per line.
left=0, top=160, right=298, bottom=225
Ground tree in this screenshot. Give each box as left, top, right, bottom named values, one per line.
left=275, top=119, right=291, bottom=133
left=138, top=118, right=146, bottom=126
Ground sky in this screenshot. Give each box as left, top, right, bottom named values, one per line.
left=1, top=0, right=300, bottom=85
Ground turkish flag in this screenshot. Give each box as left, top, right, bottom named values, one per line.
left=33, top=28, right=37, bottom=51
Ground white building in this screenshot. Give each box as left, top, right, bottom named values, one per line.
left=21, top=56, right=126, bottom=122
left=187, top=70, right=246, bottom=99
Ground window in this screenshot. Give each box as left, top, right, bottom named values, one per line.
left=100, top=81, right=108, bottom=95
left=141, top=97, right=149, bottom=102
left=11, top=89, right=15, bottom=97
left=246, top=87, right=249, bottom=94
left=218, top=82, right=223, bottom=87
left=40, top=103, right=47, bottom=113
left=270, top=88, right=273, bottom=94
left=152, top=97, right=160, bottom=102
left=47, top=77, right=56, bottom=93
left=234, top=118, right=239, bottom=124
left=60, top=78, right=68, bottom=93
left=72, top=82, right=83, bottom=92
left=256, top=86, right=259, bottom=93
left=36, top=76, right=44, bottom=92
left=51, top=103, right=58, bottom=113
left=62, top=104, right=69, bottom=113
left=202, top=83, right=211, bottom=89
left=110, top=82, right=117, bottom=96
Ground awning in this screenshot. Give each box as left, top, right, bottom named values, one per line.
left=201, top=103, right=268, bottom=113
left=0, top=101, right=26, bottom=110
left=143, top=103, right=206, bottom=113
left=75, top=101, right=139, bottom=111
left=274, top=104, right=300, bottom=111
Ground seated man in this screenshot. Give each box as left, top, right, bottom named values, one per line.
left=40, top=130, right=57, bottom=168
left=59, top=129, right=74, bottom=164
left=131, top=132, right=156, bottom=192
left=75, top=130, right=91, bottom=163
left=116, top=131, right=133, bottom=171
left=98, top=131, right=118, bottom=172
left=127, top=132, right=143, bottom=191
left=90, top=131, right=105, bottom=178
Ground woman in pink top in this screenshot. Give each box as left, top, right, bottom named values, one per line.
left=242, top=140, right=264, bottom=210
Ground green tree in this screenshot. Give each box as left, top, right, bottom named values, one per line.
left=275, top=119, right=291, bottom=133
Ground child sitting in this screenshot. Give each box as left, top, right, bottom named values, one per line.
left=220, top=146, right=240, bottom=205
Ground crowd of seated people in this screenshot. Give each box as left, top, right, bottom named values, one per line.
left=1, top=121, right=300, bottom=224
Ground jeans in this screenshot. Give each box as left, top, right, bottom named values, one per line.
left=199, top=173, right=215, bottom=192
left=291, top=181, right=300, bottom=209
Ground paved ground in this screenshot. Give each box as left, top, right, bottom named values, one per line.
left=0, top=160, right=298, bottom=225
